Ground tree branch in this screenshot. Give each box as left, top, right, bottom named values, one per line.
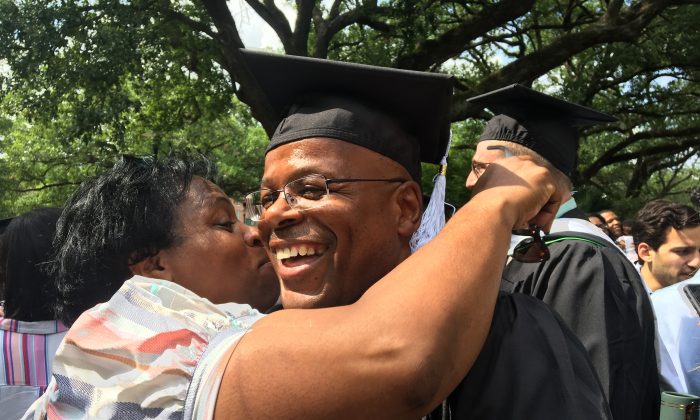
left=290, top=0, right=316, bottom=55
left=395, top=0, right=537, bottom=70
left=158, top=5, right=217, bottom=39
left=605, top=0, right=625, bottom=23
left=242, top=0, right=293, bottom=51
left=200, top=0, right=278, bottom=131
left=9, top=181, right=82, bottom=193
left=626, top=148, right=697, bottom=197
left=313, top=2, right=392, bottom=58
left=452, top=0, right=699, bottom=121
left=581, top=127, right=700, bottom=180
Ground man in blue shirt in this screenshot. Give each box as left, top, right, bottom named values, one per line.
left=652, top=275, right=700, bottom=395
left=633, top=200, right=700, bottom=293
left=634, top=199, right=700, bottom=395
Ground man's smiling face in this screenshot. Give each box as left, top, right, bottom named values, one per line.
left=256, top=138, right=416, bottom=309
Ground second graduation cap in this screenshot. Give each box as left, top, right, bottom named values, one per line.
left=239, top=49, right=454, bottom=182
left=467, top=84, right=617, bottom=177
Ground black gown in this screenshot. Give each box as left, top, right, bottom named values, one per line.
left=500, top=208, right=660, bottom=420
left=271, top=294, right=612, bottom=419
left=428, top=292, right=612, bottom=420
left=269, top=243, right=613, bottom=418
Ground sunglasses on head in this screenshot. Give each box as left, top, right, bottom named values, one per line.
left=512, top=225, right=550, bottom=263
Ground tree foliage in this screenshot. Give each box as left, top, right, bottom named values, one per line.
left=1, top=0, right=698, bottom=218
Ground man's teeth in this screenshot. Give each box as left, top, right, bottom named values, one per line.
left=276, top=245, right=324, bottom=260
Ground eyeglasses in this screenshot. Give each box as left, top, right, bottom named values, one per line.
left=470, top=145, right=514, bottom=179
left=470, top=162, right=491, bottom=178
left=244, top=173, right=406, bottom=224
left=511, top=224, right=550, bottom=263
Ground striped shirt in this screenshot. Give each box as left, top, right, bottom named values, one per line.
left=0, top=316, right=67, bottom=419
left=23, top=276, right=264, bottom=419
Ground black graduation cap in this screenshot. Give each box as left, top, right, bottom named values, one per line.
left=239, top=49, right=454, bottom=182
left=467, top=84, right=617, bottom=177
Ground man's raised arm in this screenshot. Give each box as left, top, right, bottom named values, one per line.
left=214, top=156, right=564, bottom=419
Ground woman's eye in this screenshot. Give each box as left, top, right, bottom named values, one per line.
left=216, top=220, right=235, bottom=229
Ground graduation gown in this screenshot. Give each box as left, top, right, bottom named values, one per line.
left=438, top=293, right=612, bottom=420
left=273, top=294, right=611, bottom=419
left=434, top=292, right=612, bottom=420
left=501, top=208, right=659, bottom=420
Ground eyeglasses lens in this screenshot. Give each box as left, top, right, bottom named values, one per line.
left=244, top=175, right=331, bottom=225
left=472, top=163, right=488, bottom=178
left=285, top=175, right=328, bottom=208
left=244, top=193, right=265, bottom=225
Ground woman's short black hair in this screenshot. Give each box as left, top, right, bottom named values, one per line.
left=52, top=154, right=216, bottom=326
left=0, top=207, right=63, bottom=321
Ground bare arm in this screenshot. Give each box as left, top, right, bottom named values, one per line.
left=214, top=157, right=564, bottom=419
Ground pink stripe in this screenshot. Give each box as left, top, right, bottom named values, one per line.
left=1, top=327, right=56, bottom=386
left=34, top=334, right=48, bottom=386
left=10, top=330, right=23, bottom=384
left=27, top=333, right=37, bottom=386
left=3, top=331, right=37, bottom=385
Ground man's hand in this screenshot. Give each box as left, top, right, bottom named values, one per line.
left=470, top=156, right=565, bottom=232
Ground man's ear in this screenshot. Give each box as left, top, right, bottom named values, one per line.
left=394, top=181, right=422, bottom=238
left=637, top=242, right=654, bottom=263
left=129, top=253, right=171, bottom=281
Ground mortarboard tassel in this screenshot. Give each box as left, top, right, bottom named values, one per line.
left=410, top=132, right=452, bottom=253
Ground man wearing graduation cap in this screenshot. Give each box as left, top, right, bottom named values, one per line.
left=241, top=50, right=611, bottom=419
left=465, top=84, right=659, bottom=420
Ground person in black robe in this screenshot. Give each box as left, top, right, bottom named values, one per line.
left=440, top=292, right=611, bottom=420
left=463, top=84, right=659, bottom=420
left=241, top=50, right=612, bottom=419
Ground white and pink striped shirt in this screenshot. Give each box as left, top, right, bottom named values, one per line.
left=0, top=315, right=67, bottom=419
left=22, top=276, right=264, bottom=420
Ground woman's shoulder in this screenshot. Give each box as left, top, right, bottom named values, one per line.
left=40, top=275, right=266, bottom=420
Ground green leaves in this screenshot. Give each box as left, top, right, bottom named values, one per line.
left=1, top=0, right=698, bottom=217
